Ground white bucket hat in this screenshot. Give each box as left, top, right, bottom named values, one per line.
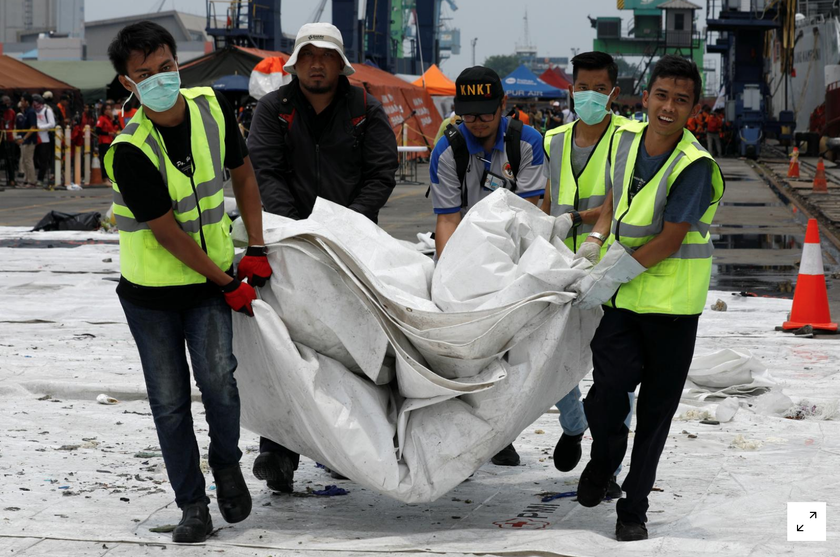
left=284, top=23, right=355, bottom=76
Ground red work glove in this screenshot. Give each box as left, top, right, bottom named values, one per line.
left=237, top=246, right=272, bottom=288
left=222, top=278, right=256, bottom=317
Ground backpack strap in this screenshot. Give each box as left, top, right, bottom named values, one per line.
left=347, top=85, right=368, bottom=149
left=445, top=123, right=470, bottom=208
left=504, top=117, right=523, bottom=191
left=275, top=84, right=296, bottom=175
left=425, top=123, right=470, bottom=208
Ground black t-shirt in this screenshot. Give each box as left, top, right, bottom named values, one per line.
left=112, top=90, right=248, bottom=310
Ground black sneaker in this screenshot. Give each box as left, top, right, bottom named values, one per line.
left=491, top=443, right=521, bottom=466
left=606, top=475, right=622, bottom=499
left=212, top=464, right=252, bottom=524
left=576, top=461, right=610, bottom=507
left=552, top=432, right=583, bottom=472
left=252, top=451, right=295, bottom=493
left=616, top=519, right=648, bottom=541
left=171, top=502, right=213, bottom=543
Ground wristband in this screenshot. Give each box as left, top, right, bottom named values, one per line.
left=245, top=245, right=268, bottom=256
left=588, top=231, right=607, bottom=243
left=569, top=210, right=582, bottom=227
left=221, top=278, right=240, bottom=293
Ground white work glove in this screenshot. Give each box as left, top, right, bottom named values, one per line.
left=575, top=240, right=602, bottom=265
left=552, top=213, right=574, bottom=243
left=571, top=242, right=647, bottom=309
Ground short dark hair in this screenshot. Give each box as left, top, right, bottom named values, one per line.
left=571, top=51, right=618, bottom=87
left=108, top=21, right=178, bottom=76
left=647, top=55, right=702, bottom=105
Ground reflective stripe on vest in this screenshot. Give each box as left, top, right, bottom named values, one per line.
left=544, top=114, right=627, bottom=251
left=603, top=121, right=725, bottom=315
left=104, top=87, right=233, bottom=287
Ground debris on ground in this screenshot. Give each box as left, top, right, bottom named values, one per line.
left=711, top=299, right=728, bottom=311
left=674, top=409, right=714, bottom=421
left=715, top=397, right=740, bottom=423
left=730, top=434, right=763, bottom=451
left=783, top=399, right=839, bottom=421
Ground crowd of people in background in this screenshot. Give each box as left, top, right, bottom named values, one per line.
left=0, top=91, right=144, bottom=189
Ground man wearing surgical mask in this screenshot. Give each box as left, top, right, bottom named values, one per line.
left=540, top=51, right=633, bottom=501
left=104, top=21, right=269, bottom=544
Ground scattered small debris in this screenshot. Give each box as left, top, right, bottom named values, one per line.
left=541, top=491, right=577, bottom=502
left=674, top=409, right=713, bottom=421
left=311, top=485, right=349, bottom=497
left=133, top=452, right=163, bottom=458
left=96, top=394, right=119, bottom=405
left=57, top=445, right=80, bottom=451
left=37, top=395, right=52, bottom=401
left=783, top=399, right=839, bottom=421
left=149, top=525, right=177, bottom=533
left=4, top=507, right=20, bottom=511
left=730, top=434, right=763, bottom=451
left=711, top=299, right=727, bottom=312
left=699, top=420, right=720, bottom=425
left=651, top=487, right=665, bottom=492
left=62, top=491, right=79, bottom=497
left=534, top=429, right=545, bottom=434
left=464, top=499, right=473, bottom=504
left=102, top=258, right=112, bottom=263
left=119, top=497, right=130, bottom=502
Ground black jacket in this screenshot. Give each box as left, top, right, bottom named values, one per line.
left=248, top=76, right=398, bottom=223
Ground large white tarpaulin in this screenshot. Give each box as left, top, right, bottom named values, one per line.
left=231, top=190, right=600, bottom=503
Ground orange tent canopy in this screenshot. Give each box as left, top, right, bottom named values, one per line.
left=412, top=64, right=456, bottom=96
left=0, top=55, right=79, bottom=97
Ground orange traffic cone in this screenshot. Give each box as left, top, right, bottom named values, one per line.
left=813, top=157, right=828, bottom=193
left=90, top=150, right=103, bottom=185
left=782, top=219, right=838, bottom=332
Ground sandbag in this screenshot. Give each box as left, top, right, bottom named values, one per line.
left=231, top=190, right=599, bottom=503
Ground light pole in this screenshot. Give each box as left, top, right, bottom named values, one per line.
left=471, top=37, right=478, bottom=66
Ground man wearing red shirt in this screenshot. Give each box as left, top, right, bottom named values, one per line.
left=96, top=105, right=118, bottom=181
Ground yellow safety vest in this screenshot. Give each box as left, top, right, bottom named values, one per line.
left=104, top=87, right=233, bottom=287
left=603, top=121, right=725, bottom=315
left=544, top=114, right=628, bottom=251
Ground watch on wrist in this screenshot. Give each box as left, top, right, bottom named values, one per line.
left=246, top=245, right=268, bottom=256
left=569, top=210, right=582, bottom=227
left=588, top=231, right=607, bottom=244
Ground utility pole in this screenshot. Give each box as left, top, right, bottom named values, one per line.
left=471, top=37, right=478, bottom=66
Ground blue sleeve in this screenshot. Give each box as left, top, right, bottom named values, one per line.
left=664, top=159, right=713, bottom=225
left=521, top=125, right=545, bottom=166
left=429, top=135, right=449, bottom=185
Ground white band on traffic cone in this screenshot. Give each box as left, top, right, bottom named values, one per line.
left=800, top=242, right=824, bottom=276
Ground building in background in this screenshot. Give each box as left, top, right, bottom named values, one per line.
left=0, top=0, right=85, bottom=60
left=85, top=11, right=218, bottom=64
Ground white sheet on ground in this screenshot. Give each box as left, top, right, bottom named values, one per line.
left=683, top=348, right=776, bottom=400
left=231, top=189, right=599, bottom=503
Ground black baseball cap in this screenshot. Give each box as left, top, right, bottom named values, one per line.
left=454, top=66, right=504, bottom=115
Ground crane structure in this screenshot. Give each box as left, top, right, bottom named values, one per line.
left=203, top=0, right=458, bottom=74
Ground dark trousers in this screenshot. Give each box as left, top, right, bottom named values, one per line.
left=36, top=142, right=51, bottom=182
left=584, top=306, right=699, bottom=524
left=1, top=140, right=17, bottom=184
left=259, top=437, right=300, bottom=470
left=120, top=295, right=243, bottom=508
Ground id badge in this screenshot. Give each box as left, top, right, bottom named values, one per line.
left=482, top=170, right=509, bottom=192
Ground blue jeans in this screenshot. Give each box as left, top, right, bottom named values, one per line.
left=120, top=295, right=242, bottom=508
left=556, top=386, right=635, bottom=475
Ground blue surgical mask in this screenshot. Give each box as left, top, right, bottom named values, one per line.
left=125, top=71, right=181, bottom=114
left=573, top=88, right=615, bottom=126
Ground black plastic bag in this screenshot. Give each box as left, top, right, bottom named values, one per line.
left=32, top=211, right=102, bottom=232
